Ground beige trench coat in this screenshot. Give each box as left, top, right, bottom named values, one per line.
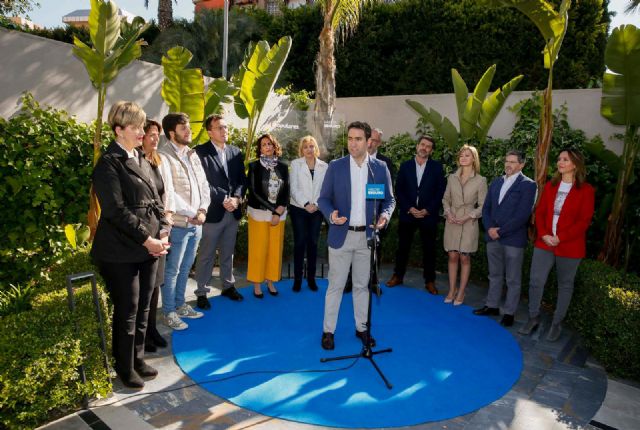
left=442, top=169, right=488, bottom=253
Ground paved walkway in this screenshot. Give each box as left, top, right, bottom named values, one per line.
left=40, top=265, right=640, bottom=430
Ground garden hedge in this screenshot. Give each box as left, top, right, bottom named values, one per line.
left=0, top=249, right=112, bottom=429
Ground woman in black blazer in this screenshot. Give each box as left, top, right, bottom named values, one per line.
left=140, top=119, right=170, bottom=353
left=90, top=102, right=170, bottom=388
left=246, top=133, right=289, bottom=298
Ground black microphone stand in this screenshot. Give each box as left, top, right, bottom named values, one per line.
left=320, top=203, right=393, bottom=389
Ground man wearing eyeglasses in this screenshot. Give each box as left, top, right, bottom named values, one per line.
left=194, top=114, right=248, bottom=309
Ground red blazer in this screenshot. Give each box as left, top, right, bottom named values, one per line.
left=534, top=180, right=595, bottom=258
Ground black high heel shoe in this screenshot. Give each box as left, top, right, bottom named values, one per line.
left=267, top=282, right=278, bottom=296
left=253, top=290, right=264, bottom=299
left=307, top=278, right=318, bottom=291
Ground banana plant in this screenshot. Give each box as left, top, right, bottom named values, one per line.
left=161, top=46, right=236, bottom=145
left=232, top=36, right=292, bottom=164
left=478, top=0, right=571, bottom=190
left=595, top=24, right=640, bottom=267
left=406, top=64, right=523, bottom=149
left=72, top=0, right=150, bottom=237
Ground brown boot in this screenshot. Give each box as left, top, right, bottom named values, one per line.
left=385, top=274, right=403, bottom=287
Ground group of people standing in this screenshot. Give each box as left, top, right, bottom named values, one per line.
left=384, top=139, right=594, bottom=345
left=90, top=101, right=332, bottom=388
left=90, top=100, right=594, bottom=388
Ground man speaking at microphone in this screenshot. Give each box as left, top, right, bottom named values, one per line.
left=318, top=121, right=395, bottom=350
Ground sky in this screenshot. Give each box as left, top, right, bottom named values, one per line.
left=18, top=0, right=640, bottom=30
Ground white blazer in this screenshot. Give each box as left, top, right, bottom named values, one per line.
left=289, top=157, right=328, bottom=209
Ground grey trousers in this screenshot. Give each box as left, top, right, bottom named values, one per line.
left=527, top=247, right=582, bottom=325
left=485, top=241, right=525, bottom=315
left=195, top=212, right=239, bottom=295
left=323, top=231, right=370, bottom=333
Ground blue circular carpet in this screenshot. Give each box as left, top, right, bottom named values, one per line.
left=172, top=279, right=522, bottom=428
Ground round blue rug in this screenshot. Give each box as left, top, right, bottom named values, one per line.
left=172, top=279, right=522, bottom=428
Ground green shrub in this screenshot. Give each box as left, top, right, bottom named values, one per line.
left=0, top=94, right=111, bottom=288
left=568, top=260, right=640, bottom=380
left=0, top=249, right=111, bottom=429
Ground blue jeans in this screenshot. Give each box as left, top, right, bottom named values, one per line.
left=161, top=225, right=202, bottom=315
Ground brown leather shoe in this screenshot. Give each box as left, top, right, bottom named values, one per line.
left=385, top=274, right=403, bottom=287
left=425, top=281, right=438, bottom=295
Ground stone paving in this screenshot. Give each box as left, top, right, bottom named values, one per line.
left=69, top=265, right=615, bottom=430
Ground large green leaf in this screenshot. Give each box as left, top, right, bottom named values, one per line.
left=89, top=0, right=120, bottom=56
left=477, top=74, right=524, bottom=141
left=237, top=36, right=292, bottom=120
left=72, top=37, right=104, bottom=89
left=161, top=46, right=206, bottom=141
left=405, top=99, right=459, bottom=149
left=232, top=36, right=292, bottom=148
left=461, top=65, right=496, bottom=139
left=601, top=25, right=640, bottom=126
left=451, top=69, right=469, bottom=129
left=584, top=138, right=623, bottom=174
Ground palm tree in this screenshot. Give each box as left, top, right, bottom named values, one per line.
left=626, top=1, right=640, bottom=13
left=145, top=0, right=176, bottom=30
left=314, top=0, right=372, bottom=148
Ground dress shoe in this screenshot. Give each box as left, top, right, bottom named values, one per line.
left=221, top=286, right=244, bottom=301
left=321, top=332, right=335, bottom=350
left=134, top=361, right=158, bottom=378
left=385, top=274, right=403, bottom=287
left=266, top=282, right=278, bottom=296
left=518, top=316, right=540, bottom=335
left=196, top=295, right=211, bottom=310
left=500, top=314, right=515, bottom=327
left=292, top=279, right=302, bottom=292
left=307, top=278, right=319, bottom=291
left=268, top=289, right=279, bottom=296
left=355, top=329, right=376, bottom=348
left=473, top=306, right=500, bottom=316
left=253, top=291, right=264, bottom=299
left=546, top=323, right=562, bottom=342
left=425, top=281, right=438, bottom=295
left=117, top=370, right=144, bottom=389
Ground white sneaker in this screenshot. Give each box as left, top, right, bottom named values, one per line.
left=163, top=312, right=188, bottom=330
left=176, top=304, right=204, bottom=319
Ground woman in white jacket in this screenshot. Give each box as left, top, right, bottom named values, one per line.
left=289, top=136, right=328, bottom=292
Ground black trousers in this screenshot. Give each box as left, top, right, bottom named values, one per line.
left=97, top=258, right=157, bottom=375
left=289, top=205, right=324, bottom=280
left=147, top=254, right=165, bottom=340
left=394, top=220, right=437, bottom=282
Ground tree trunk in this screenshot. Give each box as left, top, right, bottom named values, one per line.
left=313, top=3, right=336, bottom=153
left=158, top=0, right=174, bottom=30
left=534, top=83, right=553, bottom=193
left=598, top=126, right=640, bottom=267
left=88, top=86, right=106, bottom=240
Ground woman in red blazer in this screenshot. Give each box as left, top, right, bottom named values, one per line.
left=518, top=148, right=595, bottom=341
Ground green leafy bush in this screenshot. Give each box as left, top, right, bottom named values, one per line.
left=0, top=249, right=111, bottom=429
left=0, top=93, right=111, bottom=288
left=568, top=259, right=640, bottom=380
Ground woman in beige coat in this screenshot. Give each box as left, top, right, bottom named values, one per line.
left=442, top=144, right=487, bottom=306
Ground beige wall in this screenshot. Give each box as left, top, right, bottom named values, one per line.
left=0, top=28, right=624, bottom=154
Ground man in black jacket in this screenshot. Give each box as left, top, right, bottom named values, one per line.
left=386, top=135, right=446, bottom=294
left=194, top=114, right=247, bottom=308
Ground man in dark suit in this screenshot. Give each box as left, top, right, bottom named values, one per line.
left=386, top=135, right=446, bottom=294
left=368, top=128, right=396, bottom=180
left=473, top=150, right=536, bottom=326
left=318, top=121, right=395, bottom=350
left=194, top=114, right=247, bottom=309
